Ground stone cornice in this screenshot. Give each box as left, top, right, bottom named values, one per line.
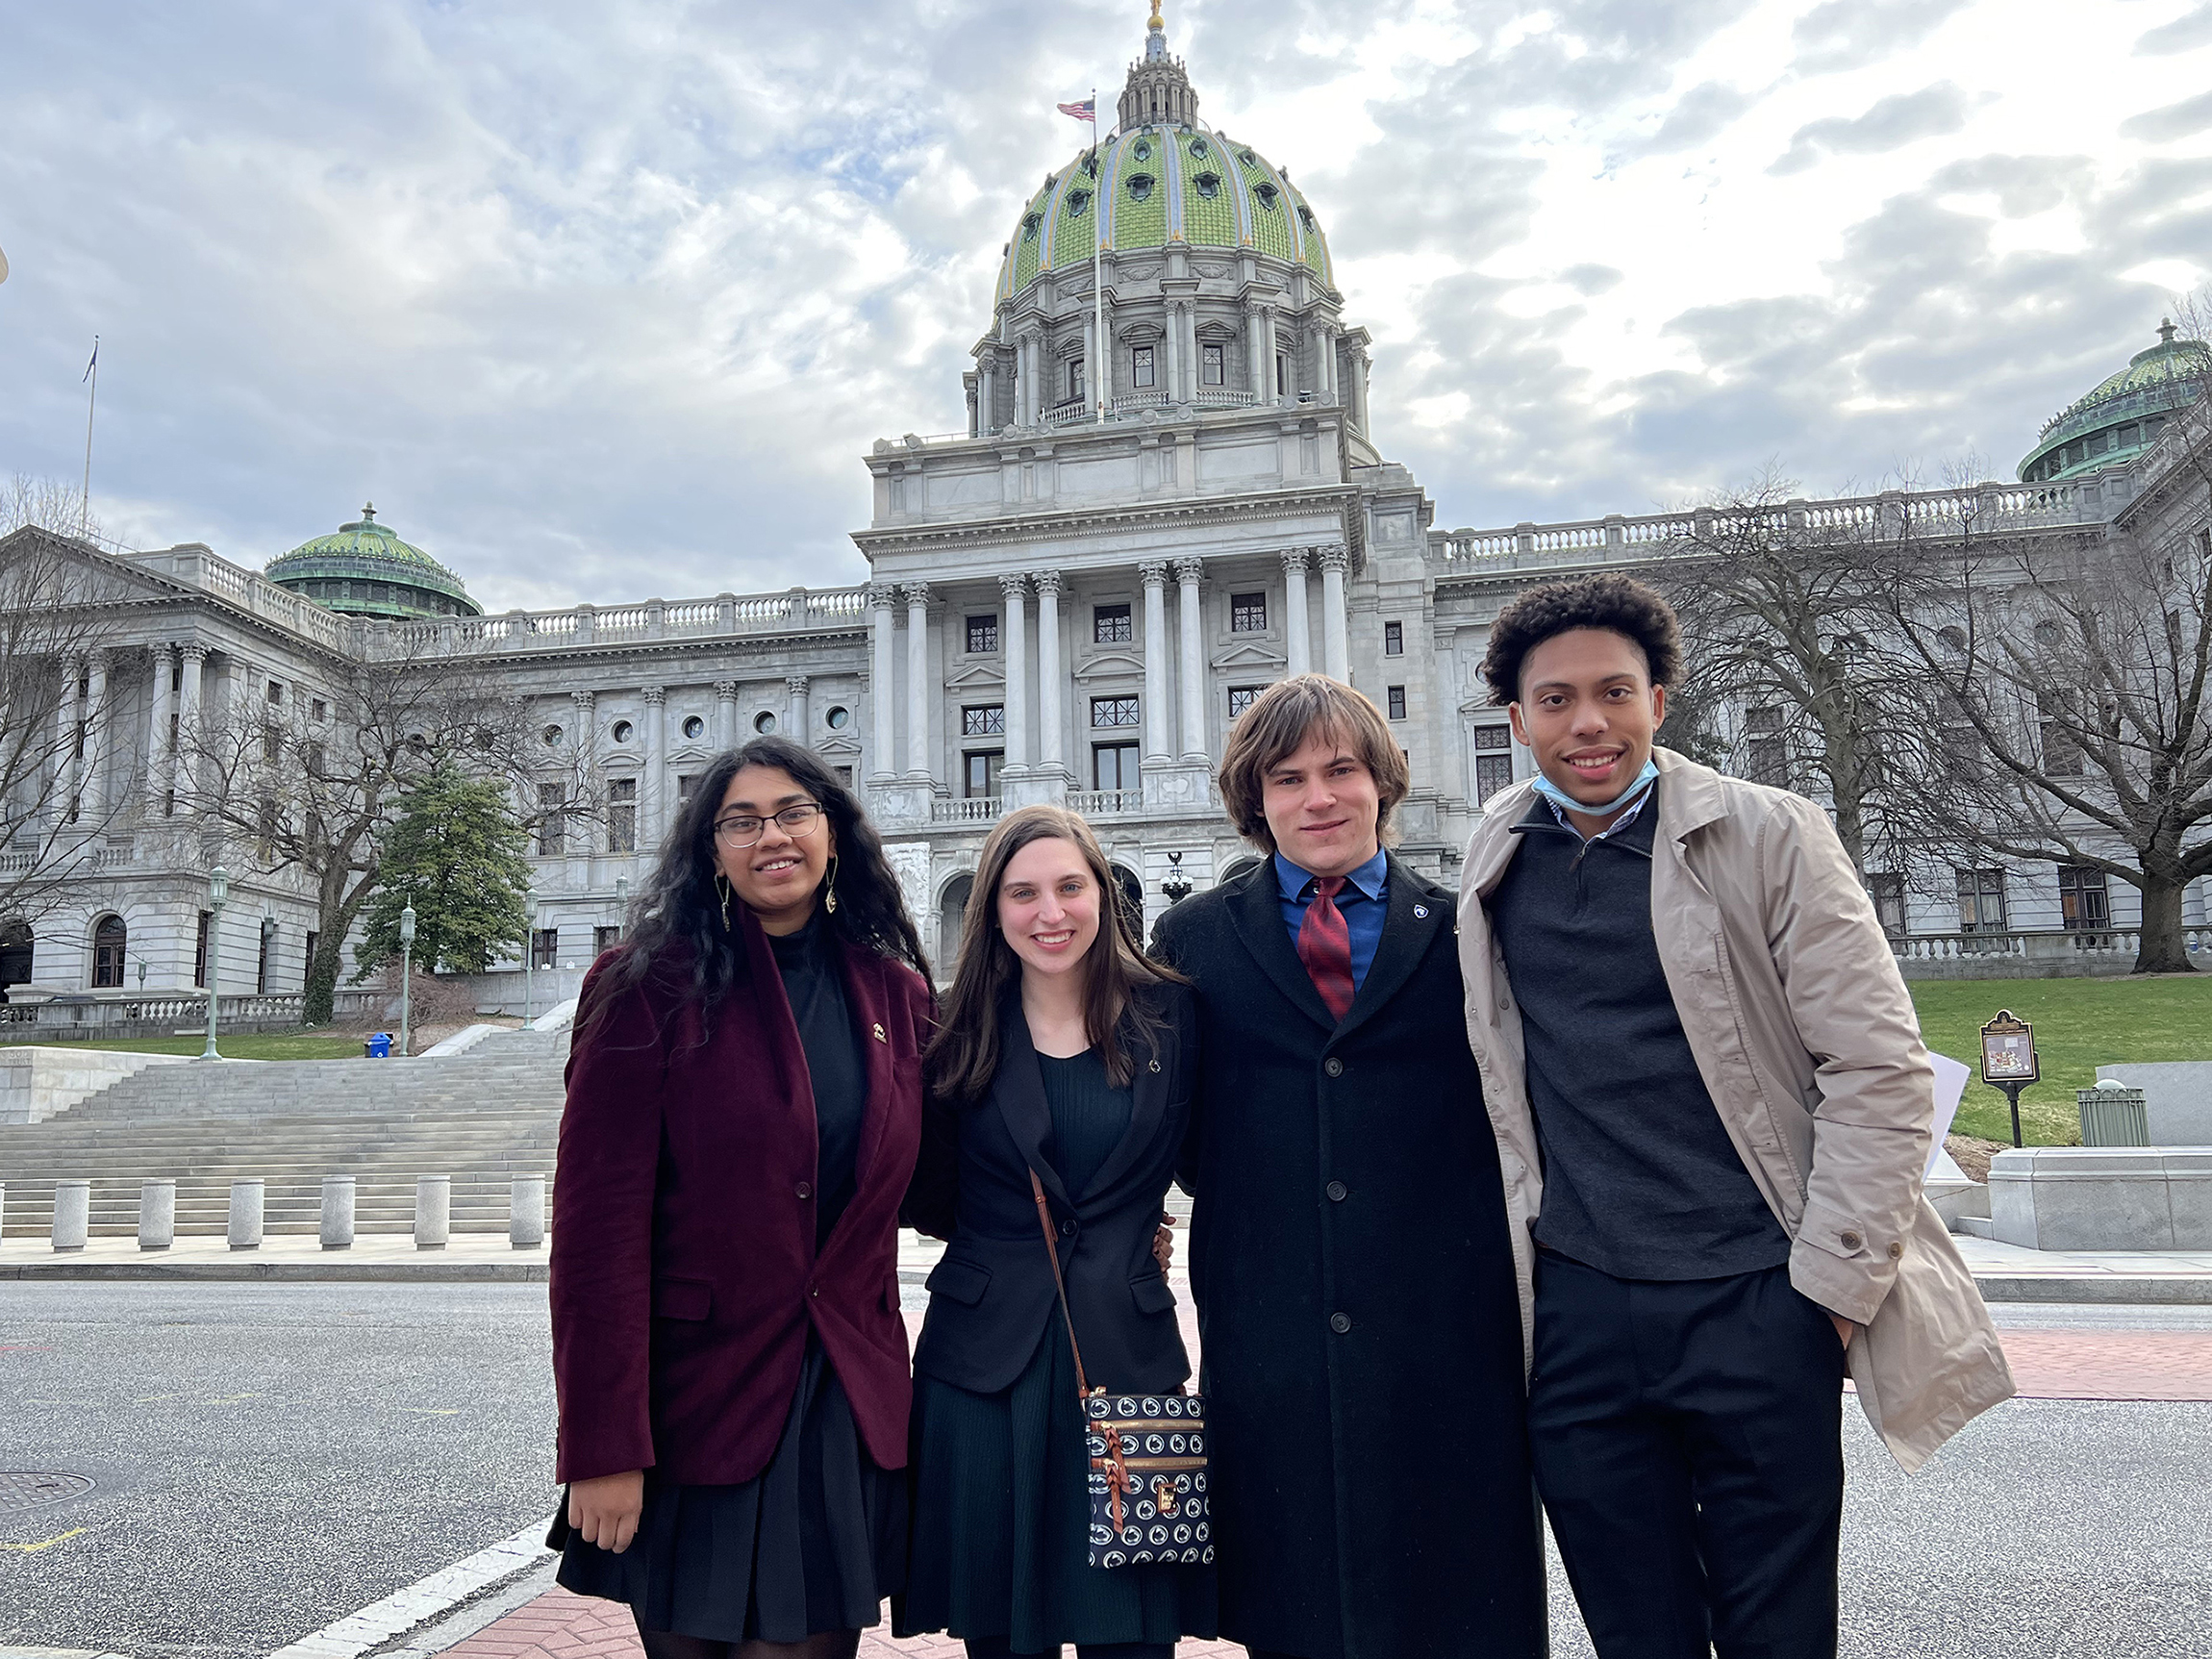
left=851, top=482, right=1361, bottom=559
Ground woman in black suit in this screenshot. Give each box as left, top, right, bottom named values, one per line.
left=900, top=804, right=1214, bottom=1659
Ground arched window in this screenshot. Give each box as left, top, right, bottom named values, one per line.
left=939, top=873, right=975, bottom=970
left=1108, top=865, right=1146, bottom=938
left=0, top=918, right=33, bottom=987
left=92, top=915, right=127, bottom=989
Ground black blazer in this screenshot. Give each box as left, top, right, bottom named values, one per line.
left=904, top=981, right=1197, bottom=1397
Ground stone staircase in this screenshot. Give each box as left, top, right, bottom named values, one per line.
left=0, top=1027, right=569, bottom=1240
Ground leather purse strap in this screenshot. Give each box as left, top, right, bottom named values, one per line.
left=1028, top=1169, right=1094, bottom=1401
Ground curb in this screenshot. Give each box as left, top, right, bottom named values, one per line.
left=1973, top=1274, right=2212, bottom=1305
left=0, top=1258, right=548, bottom=1283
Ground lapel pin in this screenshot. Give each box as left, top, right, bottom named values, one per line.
left=1414, top=904, right=1429, bottom=919
left=1149, top=1059, right=1162, bottom=1072
left=871, top=1022, right=888, bottom=1043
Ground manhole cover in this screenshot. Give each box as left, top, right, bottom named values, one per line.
left=0, top=1472, right=94, bottom=1513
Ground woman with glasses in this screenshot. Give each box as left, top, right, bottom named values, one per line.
left=898, top=805, right=1213, bottom=1659
left=549, top=736, right=933, bottom=1659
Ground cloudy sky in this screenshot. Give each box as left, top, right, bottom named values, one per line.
left=4, top=0, right=2209, bottom=611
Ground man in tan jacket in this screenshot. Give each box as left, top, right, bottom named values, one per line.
left=1456, top=573, right=2013, bottom=1659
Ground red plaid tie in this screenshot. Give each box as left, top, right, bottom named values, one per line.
left=1296, top=875, right=1355, bottom=1020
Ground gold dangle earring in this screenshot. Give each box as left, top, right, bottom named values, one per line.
left=823, top=854, right=841, bottom=916
left=716, top=870, right=733, bottom=932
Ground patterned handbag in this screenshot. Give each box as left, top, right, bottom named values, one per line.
left=1028, top=1170, right=1212, bottom=1571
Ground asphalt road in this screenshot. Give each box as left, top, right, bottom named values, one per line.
left=1, top=1287, right=2209, bottom=1659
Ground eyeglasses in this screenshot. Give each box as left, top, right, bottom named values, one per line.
left=713, top=803, right=824, bottom=848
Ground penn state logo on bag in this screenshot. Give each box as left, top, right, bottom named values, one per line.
left=1085, top=1389, right=1213, bottom=1569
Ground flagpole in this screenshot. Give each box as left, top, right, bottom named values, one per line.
left=1093, top=89, right=1106, bottom=425
left=81, top=336, right=99, bottom=538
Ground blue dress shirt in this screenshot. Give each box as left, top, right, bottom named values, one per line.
left=1273, top=846, right=1390, bottom=993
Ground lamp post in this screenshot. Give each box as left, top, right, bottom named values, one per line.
left=522, top=892, right=538, bottom=1028
left=1161, top=850, right=1193, bottom=907
left=398, top=903, right=416, bottom=1058
left=199, top=866, right=228, bottom=1061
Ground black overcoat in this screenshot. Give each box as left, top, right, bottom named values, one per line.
left=1151, top=853, right=1546, bottom=1659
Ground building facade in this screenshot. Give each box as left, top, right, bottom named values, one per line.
left=4, top=10, right=2208, bottom=1002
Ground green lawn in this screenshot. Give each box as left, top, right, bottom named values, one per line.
left=0, top=1031, right=368, bottom=1061
left=1910, top=975, right=2212, bottom=1145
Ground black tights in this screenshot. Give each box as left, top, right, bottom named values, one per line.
left=961, top=1640, right=1174, bottom=1659
left=630, top=1616, right=859, bottom=1659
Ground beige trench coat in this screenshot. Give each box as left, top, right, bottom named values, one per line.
left=1456, top=746, right=2014, bottom=1472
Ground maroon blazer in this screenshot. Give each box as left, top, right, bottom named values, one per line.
left=549, top=910, right=932, bottom=1487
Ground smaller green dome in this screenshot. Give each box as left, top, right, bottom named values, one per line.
left=265, top=503, right=481, bottom=620
left=2019, top=320, right=2211, bottom=484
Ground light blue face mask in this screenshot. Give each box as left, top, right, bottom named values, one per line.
left=1531, top=757, right=1658, bottom=819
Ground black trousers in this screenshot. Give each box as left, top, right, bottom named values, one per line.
left=1529, top=1252, right=1848, bottom=1659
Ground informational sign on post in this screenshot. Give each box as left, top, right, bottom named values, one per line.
left=1979, top=1009, right=2038, bottom=1147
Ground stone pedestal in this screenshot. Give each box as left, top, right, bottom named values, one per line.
left=138, top=1179, right=176, bottom=1250
left=1989, top=1146, right=2212, bottom=1250
left=511, top=1175, right=546, bottom=1250
left=867, top=779, right=937, bottom=828
left=321, top=1176, right=357, bottom=1249
left=1141, top=760, right=1213, bottom=815
left=52, top=1180, right=89, bottom=1251
left=1003, top=769, right=1068, bottom=809
left=228, top=1179, right=264, bottom=1250
left=415, top=1174, right=451, bottom=1250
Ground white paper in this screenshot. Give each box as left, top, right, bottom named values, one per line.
left=1924, top=1051, right=1971, bottom=1180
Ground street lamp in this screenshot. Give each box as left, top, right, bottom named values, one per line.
left=199, top=866, right=228, bottom=1061
left=398, top=903, right=416, bottom=1058
left=1161, top=850, right=1193, bottom=907
left=522, top=892, right=538, bottom=1028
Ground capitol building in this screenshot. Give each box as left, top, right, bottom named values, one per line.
left=6, top=8, right=2210, bottom=1004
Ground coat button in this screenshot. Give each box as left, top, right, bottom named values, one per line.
left=1061, top=1219, right=1078, bottom=1239
left=1325, top=1180, right=1348, bottom=1202
left=1888, top=1241, right=1904, bottom=1260
left=795, top=1181, right=813, bottom=1199
left=810, top=1287, right=819, bottom=1297
left=1329, top=1312, right=1352, bottom=1334
left=1323, top=1057, right=1345, bottom=1078
left=1841, top=1231, right=1863, bottom=1251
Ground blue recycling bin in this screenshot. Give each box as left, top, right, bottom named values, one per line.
left=364, top=1032, right=392, bottom=1059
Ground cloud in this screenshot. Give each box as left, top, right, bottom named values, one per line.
left=1635, top=80, right=1758, bottom=158
left=2134, top=3, right=2212, bottom=55
left=2121, top=89, right=2212, bottom=141
left=1791, top=0, right=1973, bottom=74
left=1770, top=83, right=1973, bottom=176
left=1561, top=264, right=1625, bottom=296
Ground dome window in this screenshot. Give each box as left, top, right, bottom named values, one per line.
left=1194, top=171, right=1220, bottom=198
left=1254, top=182, right=1279, bottom=211
left=1068, top=188, right=1093, bottom=218
left=1133, top=139, right=1152, bottom=162
left=1240, top=149, right=1257, bottom=165
left=1190, top=137, right=1210, bottom=159
left=1297, top=205, right=1316, bottom=231
left=1127, top=172, right=1155, bottom=201
left=1022, top=213, right=1042, bottom=241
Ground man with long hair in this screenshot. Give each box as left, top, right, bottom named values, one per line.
left=1150, top=675, right=1546, bottom=1659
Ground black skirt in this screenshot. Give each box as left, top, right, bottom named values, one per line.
left=554, top=1334, right=905, bottom=1642
left=899, top=1320, right=1216, bottom=1649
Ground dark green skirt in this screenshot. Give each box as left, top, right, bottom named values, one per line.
left=899, top=1320, right=1216, bottom=1650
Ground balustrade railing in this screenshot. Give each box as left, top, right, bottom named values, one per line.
left=1065, top=789, right=1144, bottom=817
left=1889, top=927, right=2210, bottom=963
left=932, top=796, right=1004, bottom=823
left=0, top=989, right=381, bottom=1038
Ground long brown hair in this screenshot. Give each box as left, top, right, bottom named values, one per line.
left=923, top=805, right=1183, bottom=1104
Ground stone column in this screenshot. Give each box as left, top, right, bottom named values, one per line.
left=1244, top=304, right=1264, bottom=397
left=80, top=649, right=109, bottom=821
left=1140, top=561, right=1171, bottom=765
left=786, top=675, right=811, bottom=745
left=567, top=690, right=595, bottom=890
left=1260, top=305, right=1278, bottom=400
left=175, top=644, right=207, bottom=817
left=1164, top=307, right=1183, bottom=403
left=715, top=679, right=740, bottom=752
left=904, top=583, right=933, bottom=780
left=54, top=657, right=82, bottom=818
left=1316, top=324, right=1335, bottom=395
left=641, top=687, right=666, bottom=847
left=145, top=645, right=173, bottom=815
left=1351, top=349, right=1371, bottom=433
left=1320, top=544, right=1351, bottom=683
left=1282, top=550, right=1313, bottom=677
left=867, top=582, right=897, bottom=777
left=1183, top=306, right=1200, bottom=400
left=1035, top=571, right=1066, bottom=775
left=979, top=357, right=997, bottom=434
left=999, top=573, right=1029, bottom=769
left=1174, top=559, right=1207, bottom=759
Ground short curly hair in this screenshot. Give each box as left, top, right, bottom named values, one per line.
left=1481, top=573, right=1682, bottom=706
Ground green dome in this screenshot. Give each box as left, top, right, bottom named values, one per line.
left=264, top=504, right=481, bottom=621
left=995, top=125, right=1334, bottom=303
left=2019, top=320, right=2212, bottom=483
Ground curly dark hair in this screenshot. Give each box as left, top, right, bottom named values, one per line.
left=587, top=737, right=928, bottom=1032
left=1480, top=573, right=1682, bottom=705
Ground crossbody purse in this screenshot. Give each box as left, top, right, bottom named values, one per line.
left=1027, top=1169, right=1213, bottom=1570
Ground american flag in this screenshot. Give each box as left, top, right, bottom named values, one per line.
left=1057, top=98, right=1095, bottom=122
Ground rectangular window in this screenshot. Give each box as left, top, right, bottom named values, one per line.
left=1228, top=686, right=1262, bottom=721
left=1093, top=742, right=1141, bottom=792
left=265, top=680, right=284, bottom=706
left=2039, top=689, right=2084, bottom=777
left=255, top=796, right=279, bottom=857
left=1384, top=620, right=1403, bottom=656
left=1201, top=343, right=1224, bottom=387
left=538, top=782, right=566, bottom=856
left=306, top=742, right=325, bottom=777
left=1091, top=695, right=1141, bottom=729
left=263, top=726, right=282, bottom=764
left=1868, top=872, right=1907, bottom=938
left=1473, top=725, right=1514, bottom=805
left=2058, top=865, right=2110, bottom=931
left=833, top=765, right=854, bottom=789
left=305, top=931, right=318, bottom=983
left=593, top=925, right=622, bottom=956
left=1229, top=592, right=1267, bottom=633
left=1067, top=356, right=1085, bottom=403
left=1275, top=352, right=1290, bottom=395
left=256, top=922, right=273, bottom=995
left=964, top=749, right=1003, bottom=799
left=531, top=927, right=561, bottom=969
left=1955, top=867, right=2008, bottom=934
left=1132, top=345, right=1155, bottom=390
left=962, top=704, right=1005, bottom=738
left=311, top=697, right=328, bottom=723
left=1387, top=686, right=1408, bottom=721
left=607, top=777, right=638, bottom=853
left=1093, top=603, right=1133, bottom=644
left=967, top=614, right=999, bottom=654
left=195, top=912, right=212, bottom=988
left=676, top=774, right=698, bottom=804
left=1745, top=706, right=1786, bottom=786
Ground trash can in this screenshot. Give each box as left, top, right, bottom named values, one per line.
left=364, top=1032, right=392, bottom=1059
left=2077, top=1082, right=2149, bottom=1146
